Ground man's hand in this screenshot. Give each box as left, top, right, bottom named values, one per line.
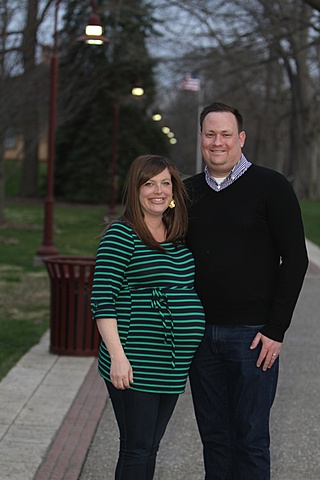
left=250, top=332, right=282, bottom=371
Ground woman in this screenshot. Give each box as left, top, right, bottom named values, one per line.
left=91, top=155, right=205, bottom=480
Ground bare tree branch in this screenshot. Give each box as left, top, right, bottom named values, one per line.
left=302, top=0, right=320, bottom=11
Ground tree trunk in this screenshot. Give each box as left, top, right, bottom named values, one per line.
left=0, top=0, right=9, bottom=224
left=19, top=83, right=39, bottom=197
left=0, top=136, right=6, bottom=224
left=19, top=0, right=39, bottom=198
left=286, top=4, right=320, bottom=199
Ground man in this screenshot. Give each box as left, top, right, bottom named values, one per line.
left=185, top=102, right=308, bottom=480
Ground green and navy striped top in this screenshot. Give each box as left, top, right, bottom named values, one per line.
left=91, top=221, right=205, bottom=394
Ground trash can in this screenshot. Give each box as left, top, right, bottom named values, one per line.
left=43, top=255, right=100, bottom=356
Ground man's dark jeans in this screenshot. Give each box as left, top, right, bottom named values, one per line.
left=106, top=380, right=178, bottom=480
left=189, top=324, right=279, bottom=480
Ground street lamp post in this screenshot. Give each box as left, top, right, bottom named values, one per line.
left=109, top=94, right=119, bottom=216
left=108, top=82, right=144, bottom=217
left=35, top=0, right=60, bottom=261
left=35, top=0, right=108, bottom=262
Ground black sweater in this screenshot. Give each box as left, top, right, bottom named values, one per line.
left=185, top=165, right=309, bottom=342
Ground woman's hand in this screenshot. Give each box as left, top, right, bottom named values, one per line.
left=110, top=353, right=133, bottom=389
left=96, top=317, right=134, bottom=389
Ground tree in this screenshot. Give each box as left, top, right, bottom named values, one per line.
left=19, top=0, right=41, bottom=198
left=19, top=0, right=57, bottom=198
left=0, top=0, right=55, bottom=209
left=153, top=0, right=320, bottom=199
left=0, top=0, right=27, bottom=222
left=54, top=0, right=169, bottom=204
left=2, top=0, right=319, bottom=212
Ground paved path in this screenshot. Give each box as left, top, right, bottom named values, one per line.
left=0, top=240, right=319, bottom=479
left=79, top=261, right=320, bottom=480
left=0, top=337, right=96, bottom=480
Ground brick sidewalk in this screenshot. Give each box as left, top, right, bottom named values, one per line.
left=33, top=360, right=106, bottom=480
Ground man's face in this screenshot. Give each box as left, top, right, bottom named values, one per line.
left=200, top=111, right=246, bottom=177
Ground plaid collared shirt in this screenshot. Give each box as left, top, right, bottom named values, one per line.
left=204, top=154, right=252, bottom=192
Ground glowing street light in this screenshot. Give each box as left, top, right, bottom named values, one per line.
left=132, top=85, right=144, bottom=96
left=162, top=126, right=170, bottom=134
left=152, top=113, right=177, bottom=146
left=152, top=113, right=162, bottom=122
left=77, top=0, right=109, bottom=45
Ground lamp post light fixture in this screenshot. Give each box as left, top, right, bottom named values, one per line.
left=35, top=0, right=108, bottom=262
left=161, top=126, right=170, bottom=135
left=152, top=114, right=177, bottom=146
left=152, top=113, right=162, bottom=122
left=166, top=130, right=177, bottom=145
left=131, top=78, right=144, bottom=97
left=77, top=0, right=109, bottom=45
left=131, top=85, right=144, bottom=97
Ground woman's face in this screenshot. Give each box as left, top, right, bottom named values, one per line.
left=139, top=168, right=173, bottom=218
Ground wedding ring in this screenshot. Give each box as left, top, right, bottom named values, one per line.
left=272, top=353, right=277, bottom=357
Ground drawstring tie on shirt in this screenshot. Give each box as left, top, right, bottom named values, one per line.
left=151, top=288, right=176, bottom=368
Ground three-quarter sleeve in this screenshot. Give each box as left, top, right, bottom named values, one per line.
left=91, top=222, right=134, bottom=320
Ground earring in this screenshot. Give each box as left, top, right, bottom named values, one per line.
left=169, top=199, right=176, bottom=209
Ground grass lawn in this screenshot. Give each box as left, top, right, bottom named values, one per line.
left=0, top=200, right=120, bottom=380
left=0, top=198, right=319, bottom=381
left=300, top=199, right=320, bottom=247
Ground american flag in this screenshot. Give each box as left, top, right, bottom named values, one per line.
left=178, top=72, right=201, bottom=92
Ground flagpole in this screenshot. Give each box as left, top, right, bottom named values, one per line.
left=177, top=72, right=203, bottom=173
left=195, top=87, right=204, bottom=174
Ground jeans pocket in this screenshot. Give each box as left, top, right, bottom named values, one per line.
left=243, top=324, right=264, bottom=328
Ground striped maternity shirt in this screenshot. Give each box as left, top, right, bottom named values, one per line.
left=91, top=221, right=205, bottom=394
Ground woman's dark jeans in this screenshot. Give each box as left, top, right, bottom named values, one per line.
left=106, top=380, right=179, bottom=480
left=189, top=324, right=279, bottom=480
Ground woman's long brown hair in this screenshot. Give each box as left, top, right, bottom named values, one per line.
left=120, top=155, right=188, bottom=252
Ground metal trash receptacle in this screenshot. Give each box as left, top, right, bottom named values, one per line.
left=43, top=255, right=100, bottom=356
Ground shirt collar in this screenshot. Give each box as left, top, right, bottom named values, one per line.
left=204, top=154, right=252, bottom=192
